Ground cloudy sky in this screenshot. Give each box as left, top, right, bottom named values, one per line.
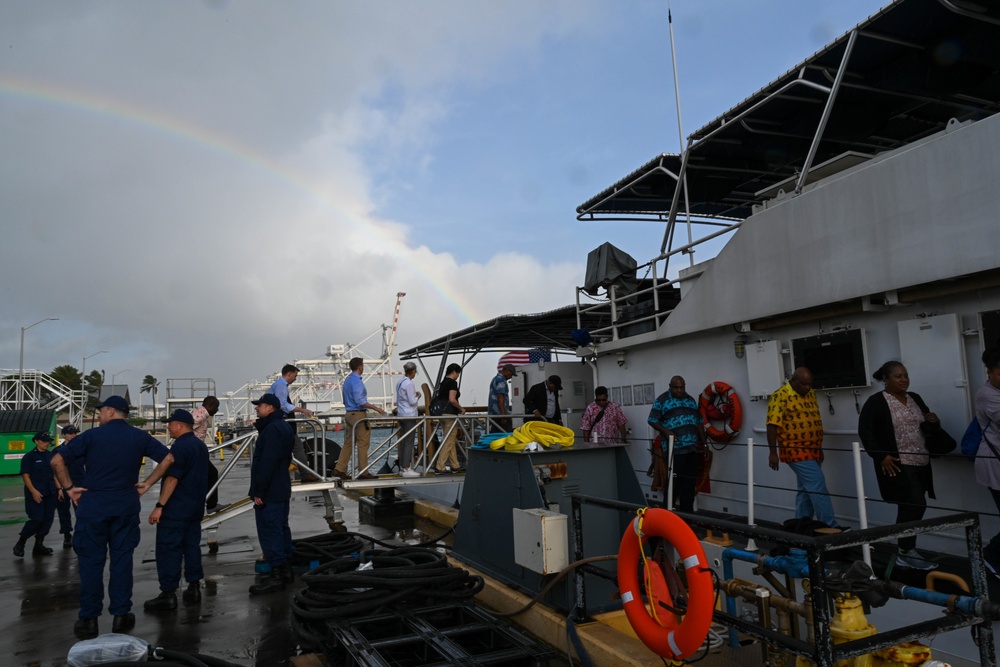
left=1, top=0, right=884, bottom=406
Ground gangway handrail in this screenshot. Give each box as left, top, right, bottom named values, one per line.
left=335, top=412, right=544, bottom=481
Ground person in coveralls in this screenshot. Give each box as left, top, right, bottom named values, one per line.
left=248, top=393, right=296, bottom=594
left=13, top=431, right=58, bottom=558
left=143, top=409, right=210, bottom=611
left=51, top=395, right=175, bottom=639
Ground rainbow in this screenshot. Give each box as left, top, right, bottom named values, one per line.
left=0, top=74, right=482, bottom=325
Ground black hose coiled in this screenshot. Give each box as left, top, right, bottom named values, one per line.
left=289, top=531, right=367, bottom=569
left=290, top=545, right=483, bottom=650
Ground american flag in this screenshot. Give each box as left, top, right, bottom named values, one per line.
left=497, top=349, right=551, bottom=370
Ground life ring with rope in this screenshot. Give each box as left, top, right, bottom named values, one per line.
left=617, top=507, right=714, bottom=659
left=698, top=381, right=742, bottom=443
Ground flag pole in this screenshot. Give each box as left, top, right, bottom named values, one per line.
left=662, top=1, right=695, bottom=272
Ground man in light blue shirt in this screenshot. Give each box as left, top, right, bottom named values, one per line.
left=334, top=357, right=386, bottom=480
left=269, top=364, right=315, bottom=480
left=269, top=364, right=315, bottom=421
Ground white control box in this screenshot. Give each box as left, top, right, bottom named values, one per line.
left=512, top=507, right=569, bottom=575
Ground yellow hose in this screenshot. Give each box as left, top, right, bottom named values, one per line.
left=490, top=421, right=575, bottom=450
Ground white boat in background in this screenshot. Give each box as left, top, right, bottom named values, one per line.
left=402, top=1, right=1000, bottom=664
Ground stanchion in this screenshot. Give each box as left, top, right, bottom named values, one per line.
left=745, top=438, right=758, bottom=552
left=851, top=440, right=872, bottom=567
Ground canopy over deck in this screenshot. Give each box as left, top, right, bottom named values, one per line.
left=578, top=0, right=1000, bottom=222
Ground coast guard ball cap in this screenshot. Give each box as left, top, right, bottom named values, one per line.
left=61, top=424, right=80, bottom=435
left=163, top=409, right=195, bottom=425
left=502, top=364, right=518, bottom=376
left=548, top=375, right=563, bottom=391
left=33, top=431, right=53, bottom=442
left=95, top=395, right=130, bottom=413
left=252, top=393, right=281, bottom=409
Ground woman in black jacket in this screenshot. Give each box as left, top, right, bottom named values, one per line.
left=858, top=360, right=939, bottom=570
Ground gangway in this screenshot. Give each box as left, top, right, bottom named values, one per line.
left=217, top=292, right=406, bottom=427
left=0, top=368, right=87, bottom=426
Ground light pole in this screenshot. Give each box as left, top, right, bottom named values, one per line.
left=111, top=369, right=130, bottom=392
left=81, top=350, right=108, bottom=415
left=17, top=317, right=58, bottom=409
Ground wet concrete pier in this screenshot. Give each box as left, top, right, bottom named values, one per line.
left=1, top=455, right=434, bottom=666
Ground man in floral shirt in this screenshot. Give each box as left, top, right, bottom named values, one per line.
left=580, top=386, right=627, bottom=444
left=767, top=367, right=842, bottom=529
left=192, top=396, right=224, bottom=511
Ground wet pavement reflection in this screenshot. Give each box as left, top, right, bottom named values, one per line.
left=1, top=457, right=445, bottom=666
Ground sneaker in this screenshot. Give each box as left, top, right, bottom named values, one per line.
left=400, top=468, right=420, bottom=478
left=436, top=467, right=453, bottom=476
left=331, top=469, right=350, bottom=480
left=896, top=548, right=938, bottom=571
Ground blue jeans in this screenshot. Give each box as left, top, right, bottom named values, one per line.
left=786, top=459, right=839, bottom=528
left=987, top=488, right=1000, bottom=560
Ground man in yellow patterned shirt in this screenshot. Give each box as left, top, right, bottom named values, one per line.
left=766, top=367, right=842, bottom=528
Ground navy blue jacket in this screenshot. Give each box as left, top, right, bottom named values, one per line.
left=162, top=432, right=210, bottom=521
left=21, top=448, right=56, bottom=496
left=249, top=412, right=294, bottom=503
left=55, top=419, right=170, bottom=519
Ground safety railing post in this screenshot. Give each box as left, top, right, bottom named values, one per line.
left=746, top=438, right=758, bottom=552
left=850, top=441, right=872, bottom=567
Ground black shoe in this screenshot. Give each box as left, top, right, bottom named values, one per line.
left=63, top=533, right=73, bottom=548
left=182, top=582, right=202, bottom=604
left=278, top=563, right=294, bottom=584
left=74, top=617, right=98, bottom=639
left=112, top=612, right=135, bottom=633
left=249, top=572, right=286, bottom=595
left=13, top=542, right=25, bottom=558
left=32, top=543, right=54, bottom=556
left=143, top=591, right=177, bottom=611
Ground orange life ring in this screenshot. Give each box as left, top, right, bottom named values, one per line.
left=617, top=508, right=714, bottom=659
left=698, top=381, right=742, bottom=443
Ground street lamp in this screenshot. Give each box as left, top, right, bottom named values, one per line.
left=112, top=369, right=130, bottom=389
left=81, top=350, right=108, bottom=414
left=17, top=317, right=58, bottom=409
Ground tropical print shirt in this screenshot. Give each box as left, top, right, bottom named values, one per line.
left=766, top=382, right=824, bottom=462
left=488, top=373, right=510, bottom=415
left=580, top=400, right=627, bottom=443
left=648, top=392, right=701, bottom=451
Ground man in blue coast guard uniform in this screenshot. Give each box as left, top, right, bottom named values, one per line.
left=13, top=431, right=58, bottom=558
left=143, top=409, right=210, bottom=612
left=54, top=424, right=83, bottom=548
left=51, top=395, right=175, bottom=639
left=248, top=393, right=295, bottom=595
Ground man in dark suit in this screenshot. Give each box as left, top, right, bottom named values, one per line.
left=523, top=375, right=563, bottom=425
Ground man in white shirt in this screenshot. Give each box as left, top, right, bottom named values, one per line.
left=395, top=362, right=421, bottom=477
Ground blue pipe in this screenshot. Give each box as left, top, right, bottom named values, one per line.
left=722, top=547, right=812, bottom=647
left=891, top=583, right=990, bottom=616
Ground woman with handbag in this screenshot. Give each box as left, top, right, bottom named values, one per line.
left=433, top=363, right=465, bottom=475
left=974, top=346, right=1000, bottom=577
left=858, top=360, right=942, bottom=570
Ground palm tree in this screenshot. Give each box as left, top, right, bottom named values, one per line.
left=84, top=371, right=104, bottom=411
left=141, top=375, right=160, bottom=422
left=50, top=364, right=82, bottom=390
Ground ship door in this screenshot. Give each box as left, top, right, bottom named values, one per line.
left=897, top=313, right=970, bottom=436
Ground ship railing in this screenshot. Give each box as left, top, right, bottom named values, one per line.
left=333, top=412, right=543, bottom=480
left=575, top=252, right=703, bottom=342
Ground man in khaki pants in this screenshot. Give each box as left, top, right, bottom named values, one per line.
left=333, top=357, right=385, bottom=480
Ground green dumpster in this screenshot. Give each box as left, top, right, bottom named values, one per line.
left=0, top=410, right=57, bottom=476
